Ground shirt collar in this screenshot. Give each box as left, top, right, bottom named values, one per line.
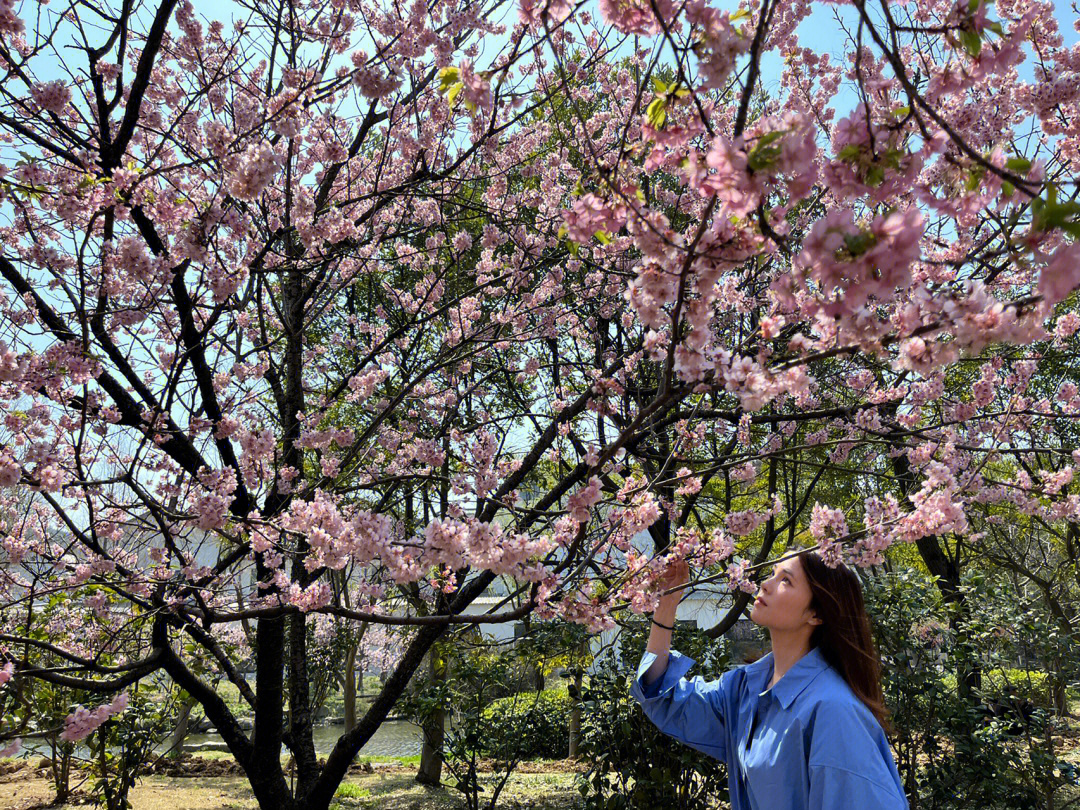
left=745, top=645, right=830, bottom=709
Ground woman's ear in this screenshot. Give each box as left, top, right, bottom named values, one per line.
left=808, top=612, right=823, bottom=626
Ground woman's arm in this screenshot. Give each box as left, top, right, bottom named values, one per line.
left=629, top=558, right=731, bottom=764
left=642, top=559, right=688, bottom=686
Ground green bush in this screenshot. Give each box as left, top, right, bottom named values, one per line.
left=575, top=619, right=731, bottom=810
left=481, top=687, right=573, bottom=759
left=941, top=668, right=1051, bottom=706
left=865, top=569, right=1080, bottom=810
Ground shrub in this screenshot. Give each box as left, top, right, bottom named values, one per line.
left=481, top=687, right=572, bottom=759
left=865, top=569, right=1080, bottom=810
left=575, top=619, right=731, bottom=810
left=941, top=668, right=1051, bottom=706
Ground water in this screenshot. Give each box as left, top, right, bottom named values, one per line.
left=182, top=718, right=422, bottom=757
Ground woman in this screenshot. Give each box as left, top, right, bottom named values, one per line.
left=631, top=548, right=908, bottom=810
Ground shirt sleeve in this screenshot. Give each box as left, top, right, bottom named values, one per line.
left=808, top=765, right=909, bottom=810
left=628, top=649, right=730, bottom=761
left=807, top=700, right=909, bottom=809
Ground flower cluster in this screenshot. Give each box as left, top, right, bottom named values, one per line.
left=895, top=462, right=969, bottom=544
left=31, top=81, right=71, bottom=114
left=850, top=494, right=901, bottom=567
left=0, top=449, right=19, bottom=488
left=228, top=141, right=281, bottom=201
left=60, top=692, right=130, bottom=742
left=457, top=60, right=492, bottom=113
left=561, top=194, right=625, bottom=244
left=809, top=503, right=849, bottom=566
left=698, top=112, right=818, bottom=215
left=727, top=557, right=757, bottom=593
left=1038, top=242, right=1080, bottom=306
left=286, top=581, right=333, bottom=612
left=686, top=0, right=748, bottom=90
left=793, top=207, right=925, bottom=323
left=0, top=0, right=24, bottom=41
left=725, top=494, right=784, bottom=536
left=351, top=52, right=401, bottom=99
left=599, top=0, right=672, bottom=34
left=566, top=476, right=603, bottom=524
left=825, top=106, right=921, bottom=202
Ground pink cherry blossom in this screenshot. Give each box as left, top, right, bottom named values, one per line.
left=228, top=141, right=282, bottom=201
left=1038, top=243, right=1080, bottom=305
left=60, top=692, right=130, bottom=742
left=30, top=81, right=71, bottom=114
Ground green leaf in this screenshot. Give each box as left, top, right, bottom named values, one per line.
left=646, top=96, right=667, bottom=129
left=959, top=30, right=983, bottom=57
left=650, top=76, right=667, bottom=95
left=755, top=130, right=786, bottom=149
left=865, top=165, right=886, bottom=187
left=446, top=82, right=463, bottom=107
left=839, top=143, right=861, bottom=162
left=842, top=230, right=877, bottom=257
left=892, top=105, right=911, bottom=118
left=1005, top=156, right=1031, bottom=173
left=437, top=66, right=460, bottom=93
left=594, top=230, right=612, bottom=245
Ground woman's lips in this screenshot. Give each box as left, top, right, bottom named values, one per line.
left=754, top=596, right=767, bottom=606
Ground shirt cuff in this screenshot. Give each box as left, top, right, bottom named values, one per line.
left=631, top=649, right=697, bottom=702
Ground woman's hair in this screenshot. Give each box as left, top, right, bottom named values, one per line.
left=794, top=548, right=893, bottom=735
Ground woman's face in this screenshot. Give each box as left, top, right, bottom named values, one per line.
left=749, top=555, right=822, bottom=633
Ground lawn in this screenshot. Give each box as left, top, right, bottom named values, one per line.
left=0, top=757, right=585, bottom=810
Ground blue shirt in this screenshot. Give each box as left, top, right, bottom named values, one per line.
left=630, top=646, right=909, bottom=810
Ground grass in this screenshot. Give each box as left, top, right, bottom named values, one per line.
left=356, top=754, right=422, bottom=766
left=334, top=783, right=371, bottom=799
left=0, top=758, right=582, bottom=810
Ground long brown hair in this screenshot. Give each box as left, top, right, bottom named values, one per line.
left=795, top=548, right=893, bottom=735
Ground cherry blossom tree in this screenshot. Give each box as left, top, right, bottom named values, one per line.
left=1, top=0, right=1080, bottom=807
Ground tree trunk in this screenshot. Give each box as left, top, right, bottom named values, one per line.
left=165, top=695, right=196, bottom=757
left=1051, top=665, right=1069, bottom=717
left=415, top=647, right=447, bottom=786
left=343, top=649, right=357, bottom=733
left=568, top=673, right=583, bottom=757
left=888, top=430, right=982, bottom=700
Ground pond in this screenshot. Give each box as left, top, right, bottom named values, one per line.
left=182, top=718, right=423, bottom=757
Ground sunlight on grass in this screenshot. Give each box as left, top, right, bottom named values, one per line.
left=334, top=782, right=371, bottom=799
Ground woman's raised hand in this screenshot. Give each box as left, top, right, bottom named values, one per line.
left=644, top=558, right=690, bottom=665
left=657, top=558, right=690, bottom=606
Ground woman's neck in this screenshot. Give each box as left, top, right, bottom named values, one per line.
left=766, top=630, right=814, bottom=687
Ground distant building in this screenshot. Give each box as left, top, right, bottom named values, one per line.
left=460, top=585, right=769, bottom=673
